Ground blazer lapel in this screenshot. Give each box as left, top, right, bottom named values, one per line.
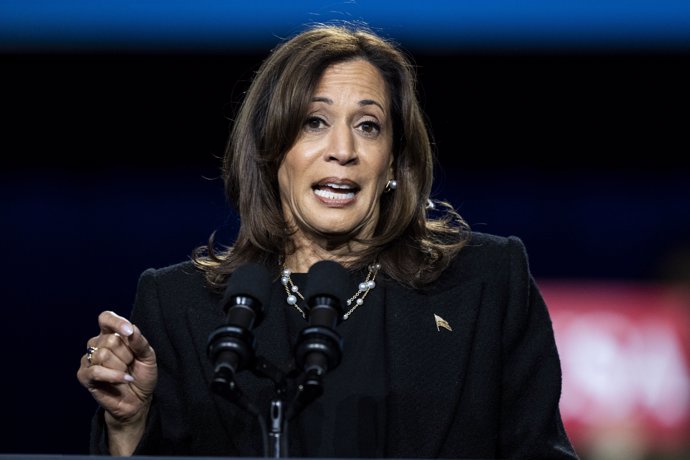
left=384, top=277, right=483, bottom=458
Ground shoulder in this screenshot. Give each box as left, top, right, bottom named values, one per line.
left=129, top=260, right=224, bottom=348
left=135, top=259, right=215, bottom=303
left=453, top=231, right=529, bottom=266
left=433, top=231, right=532, bottom=289
left=459, top=231, right=528, bottom=261
left=139, top=259, right=204, bottom=284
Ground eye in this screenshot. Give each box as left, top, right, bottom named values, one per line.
left=304, top=116, right=327, bottom=131
left=358, top=120, right=381, bottom=137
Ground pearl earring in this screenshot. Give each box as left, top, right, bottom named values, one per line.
left=385, top=179, right=397, bottom=193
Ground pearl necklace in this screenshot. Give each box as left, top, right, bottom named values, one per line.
left=281, top=263, right=381, bottom=320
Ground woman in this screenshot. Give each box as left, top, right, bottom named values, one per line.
left=77, top=23, right=579, bottom=459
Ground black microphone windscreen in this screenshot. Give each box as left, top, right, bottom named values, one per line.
left=304, top=260, right=350, bottom=310
left=221, top=263, right=272, bottom=311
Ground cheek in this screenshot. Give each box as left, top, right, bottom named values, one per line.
left=277, top=158, right=309, bottom=211
left=277, top=163, right=291, bottom=199
left=278, top=147, right=309, bottom=187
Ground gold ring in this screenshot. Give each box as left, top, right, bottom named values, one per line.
left=86, top=346, right=99, bottom=366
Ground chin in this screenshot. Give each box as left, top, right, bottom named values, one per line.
left=301, top=208, right=377, bottom=239
left=315, top=225, right=357, bottom=237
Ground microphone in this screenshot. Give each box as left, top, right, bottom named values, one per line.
left=207, top=263, right=272, bottom=399
left=294, top=260, right=350, bottom=377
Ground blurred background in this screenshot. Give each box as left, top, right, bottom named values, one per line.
left=1, top=1, right=689, bottom=459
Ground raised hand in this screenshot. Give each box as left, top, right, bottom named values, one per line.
left=76, top=310, right=158, bottom=455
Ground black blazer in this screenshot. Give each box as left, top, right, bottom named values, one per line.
left=90, top=232, right=579, bottom=459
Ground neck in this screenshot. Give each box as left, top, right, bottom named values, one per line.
left=284, top=231, right=365, bottom=273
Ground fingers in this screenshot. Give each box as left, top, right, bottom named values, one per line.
left=98, top=310, right=134, bottom=337
left=93, top=311, right=154, bottom=364
left=78, top=310, right=159, bottom=426
left=88, top=336, right=135, bottom=373
left=78, top=310, right=149, bottom=387
left=77, top=351, right=133, bottom=389
left=79, top=353, right=135, bottom=384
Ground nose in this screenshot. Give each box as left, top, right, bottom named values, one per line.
left=325, top=123, right=358, bottom=165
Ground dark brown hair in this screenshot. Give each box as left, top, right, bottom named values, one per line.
left=192, top=22, right=470, bottom=290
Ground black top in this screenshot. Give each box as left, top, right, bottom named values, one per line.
left=89, top=232, right=580, bottom=459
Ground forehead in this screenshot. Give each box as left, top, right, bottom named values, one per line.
left=314, top=59, right=389, bottom=103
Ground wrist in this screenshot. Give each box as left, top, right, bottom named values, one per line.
left=104, top=404, right=150, bottom=456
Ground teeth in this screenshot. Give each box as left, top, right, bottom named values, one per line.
left=325, top=183, right=354, bottom=190
left=315, top=189, right=355, bottom=200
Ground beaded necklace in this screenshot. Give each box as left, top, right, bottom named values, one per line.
left=280, top=263, right=381, bottom=320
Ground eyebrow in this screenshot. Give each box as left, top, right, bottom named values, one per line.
left=311, top=96, right=385, bottom=113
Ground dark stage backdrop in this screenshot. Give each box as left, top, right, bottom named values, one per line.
left=2, top=49, right=690, bottom=456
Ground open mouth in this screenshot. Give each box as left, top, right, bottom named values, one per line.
left=313, top=180, right=359, bottom=201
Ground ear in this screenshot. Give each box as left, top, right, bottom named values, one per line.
left=386, top=155, right=394, bottom=179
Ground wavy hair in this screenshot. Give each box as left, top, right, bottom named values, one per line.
left=192, top=22, right=470, bottom=290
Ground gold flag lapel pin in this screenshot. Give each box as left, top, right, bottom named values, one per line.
left=434, top=313, right=452, bottom=332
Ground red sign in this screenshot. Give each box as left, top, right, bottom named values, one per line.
left=539, top=281, right=690, bottom=455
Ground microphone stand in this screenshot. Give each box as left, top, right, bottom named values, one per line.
left=254, top=357, right=325, bottom=458
left=211, top=354, right=325, bottom=458
left=253, top=356, right=289, bottom=458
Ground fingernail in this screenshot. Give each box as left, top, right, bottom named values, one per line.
left=124, top=374, right=135, bottom=382
left=121, top=323, right=134, bottom=336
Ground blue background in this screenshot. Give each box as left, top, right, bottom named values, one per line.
left=1, top=1, right=689, bottom=455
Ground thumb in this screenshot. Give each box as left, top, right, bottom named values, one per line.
left=125, top=324, right=156, bottom=365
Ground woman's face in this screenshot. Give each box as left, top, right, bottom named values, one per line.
left=278, top=58, right=394, bottom=240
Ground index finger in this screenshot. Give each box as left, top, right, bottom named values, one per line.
left=98, top=310, right=134, bottom=337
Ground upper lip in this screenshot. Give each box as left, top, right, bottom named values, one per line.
left=313, top=177, right=360, bottom=191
